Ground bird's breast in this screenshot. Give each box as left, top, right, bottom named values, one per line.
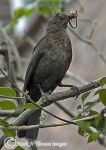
left=54, top=39, right=72, bottom=63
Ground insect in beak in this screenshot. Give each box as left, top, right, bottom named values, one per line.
left=68, top=11, right=78, bottom=29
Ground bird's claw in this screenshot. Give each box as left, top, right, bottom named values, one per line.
left=41, top=91, right=52, bottom=104
left=70, top=85, right=80, bottom=100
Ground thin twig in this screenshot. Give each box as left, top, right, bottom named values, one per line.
left=0, top=26, right=23, bottom=78
left=0, top=71, right=24, bottom=82
left=0, top=42, right=24, bottom=107
left=26, top=36, right=36, bottom=47
left=0, top=109, right=23, bottom=116
left=0, top=95, right=24, bottom=100
left=0, top=113, right=102, bottom=131
left=54, top=102, right=75, bottom=118
left=68, top=28, right=106, bottom=64
left=66, top=70, right=88, bottom=84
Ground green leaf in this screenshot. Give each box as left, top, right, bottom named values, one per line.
left=0, top=119, right=9, bottom=127
left=102, top=117, right=106, bottom=134
left=14, top=8, right=26, bottom=20
left=98, top=117, right=105, bottom=131
left=88, top=132, right=100, bottom=143
left=0, top=87, right=16, bottom=97
left=24, top=7, right=36, bottom=17
left=77, top=104, right=82, bottom=109
left=24, top=103, right=37, bottom=109
left=10, top=0, right=64, bottom=30
left=89, top=109, right=98, bottom=116
left=81, top=92, right=90, bottom=101
left=78, top=127, right=85, bottom=136
left=92, top=116, right=103, bottom=129
left=14, top=7, right=36, bottom=18
left=0, top=100, right=16, bottom=110
left=94, top=89, right=100, bottom=96
left=3, top=130, right=16, bottom=138
left=14, top=146, right=25, bottom=150
left=85, top=102, right=95, bottom=107
left=76, top=121, right=91, bottom=134
left=37, top=0, right=63, bottom=17
left=99, top=77, right=106, bottom=87
left=97, top=89, right=106, bottom=106
left=92, top=117, right=106, bottom=133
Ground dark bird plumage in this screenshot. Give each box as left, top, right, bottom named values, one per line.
left=17, top=12, right=73, bottom=140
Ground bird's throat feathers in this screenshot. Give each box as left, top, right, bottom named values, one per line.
left=46, top=24, right=68, bottom=43
left=46, top=23, right=66, bottom=34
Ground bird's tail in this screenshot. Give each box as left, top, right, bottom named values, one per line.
left=17, top=109, right=41, bottom=140
left=17, top=85, right=41, bottom=140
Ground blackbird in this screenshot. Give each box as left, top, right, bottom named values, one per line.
left=17, top=12, right=76, bottom=140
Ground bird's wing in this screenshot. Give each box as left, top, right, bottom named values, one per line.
left=23, top=36, right=46, bottom=91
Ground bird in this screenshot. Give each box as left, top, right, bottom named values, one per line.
left=17, top=12, right=76, bottom=140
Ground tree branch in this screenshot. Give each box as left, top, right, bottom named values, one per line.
left=7, top=77, right=100, bottom=128
left=0, top=69, right=102, bottom=148
left=0, top=113, right=102, bottom=131
left=38, top=80, right=100, bottom=106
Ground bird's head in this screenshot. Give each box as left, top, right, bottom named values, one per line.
left=47, top=11, right=77, bottom=31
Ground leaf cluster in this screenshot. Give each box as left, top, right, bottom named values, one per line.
left=10, top=0, right=64, bottom=29
left=76, top=77, right=106, bottom=143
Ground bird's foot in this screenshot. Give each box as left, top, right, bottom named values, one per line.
left=70, top=85, right=80, bottom=100
left=41, top=92, right=51, bottom=105
left=41, top=90, right=52, bottom=99
left=58, top=83, right=79, bottom=99
left=37, top=85, right=45, bottom=96
left=41, top=90, right=52, bottom=97
left=38, top=85, right=52, bottom=104
left=38, top=85, right=52, bottom=96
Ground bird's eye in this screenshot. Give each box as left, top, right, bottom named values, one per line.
left=55, top=13, right=60, bottom=17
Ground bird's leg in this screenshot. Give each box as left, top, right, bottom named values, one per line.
left=58, top=83, right=80, bottom=99
left=58, top=83, right=74, bottom=87
left=38, top=84, right=52, bottom=96
left=37, top=84, right=45, bottom=96
left=38, top=85, right=52, bottom=104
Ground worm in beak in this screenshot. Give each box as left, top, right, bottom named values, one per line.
left=68, top=11, right=78, bottom=28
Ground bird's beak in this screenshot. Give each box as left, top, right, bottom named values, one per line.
left=68, top=11, right=78, bottom=19
left=67, top=11, right=78, bottom=28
